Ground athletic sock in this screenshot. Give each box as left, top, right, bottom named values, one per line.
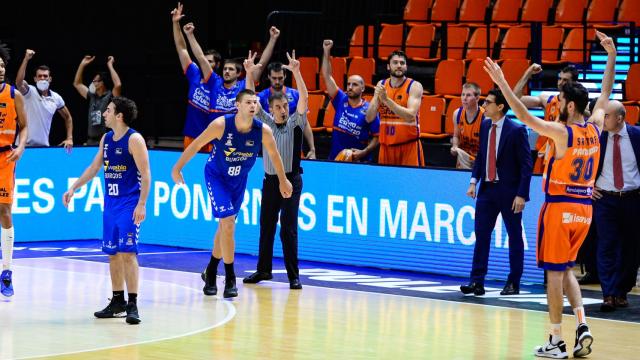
left=207, top=255, right=221, bottom=276
left=550, top=323, right=562, bottom=344
left=224, top=262, right=235, bottom=280
left=128, top=293, right=138, bottom=305
left=112, top=290, right=125, bottom=304
left=573, top=306, right=587, bottom=327
left=1, top=226, right=15, bottom=270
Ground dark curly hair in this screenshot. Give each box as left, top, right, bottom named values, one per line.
left=111, top=96, right=138, bottom=126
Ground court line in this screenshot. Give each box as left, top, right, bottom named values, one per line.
left=14, top=257, right=236, bottom=360
left=16, top=250, right=209, bottom=259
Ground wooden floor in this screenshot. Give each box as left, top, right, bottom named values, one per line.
left=1, top=258, right=638, bottom=360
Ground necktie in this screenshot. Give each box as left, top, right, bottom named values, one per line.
left=613, top=134, right=623, bottom=190
left=488, top=124, right=497, bottom=181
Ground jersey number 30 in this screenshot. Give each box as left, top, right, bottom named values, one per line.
left=228, top=166, right=242, bottom=176
left=570, top=157, right=594, bottom=182
left=108, top=184, right=119, bottom=196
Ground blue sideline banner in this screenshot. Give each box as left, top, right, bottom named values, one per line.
left=14, top=148, right=545, bottom=282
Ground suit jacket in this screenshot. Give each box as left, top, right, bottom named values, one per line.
left=596, top=124, right=640, bottom=180
left=471, top=117, right=533, bottom=201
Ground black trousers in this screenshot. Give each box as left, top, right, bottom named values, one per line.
left=256, top=173, right=303, bottom=280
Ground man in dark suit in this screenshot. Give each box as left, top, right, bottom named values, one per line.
left=460, top=89, right=533, bottom=296
left=592, top=100, right=640, bottom=312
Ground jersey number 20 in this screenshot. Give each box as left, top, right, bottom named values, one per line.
left=228, top=166, right=241, bottom=176
left=108, top=184, right=119, bottom=196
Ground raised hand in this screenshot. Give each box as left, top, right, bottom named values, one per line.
left=171, top=2, right=184, bottom=23
left=243, top=50, right=262, bottom=77
left=596, top=30, right=616, bottom=55
left=323, top=39, right=333, bottom=52
left=107, top=56, right=115, bottom=66
left=183, top=22, right=194, bottom=35
left=530, top=63, right=542, bottom=75
left=25, top=49, right=35, bottom=60
left=80, top=55, right=95, bottom=65
left=282, top=50, right=300, bottom=73
left=374, top=83, right=387, bottom=102
left=269, top=26, right=280, bottom=39
left=483, top=57, right=507, bottom=85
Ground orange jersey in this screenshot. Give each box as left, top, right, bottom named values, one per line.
left=542, top=122, right=600, bottom=201
left=456, top=106, right=484, bottom=159
left=378, top=78, right=420, bottom=145
left=0, top=84, right=18, bottom=148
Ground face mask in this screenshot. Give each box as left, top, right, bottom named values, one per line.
left=36, top=80, right=50, bottom=92
left=88, top=82, right=96, bottom=94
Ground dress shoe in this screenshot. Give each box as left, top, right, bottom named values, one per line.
left=578, top=272, right=600, bottom=285
left=500, top=282, right=520, bottom=295
left=223, top=277, right=238, bottom=298
left=600, top=296, right=616, bottom=312
left=615, top=295, right=629, bottom=308
left=242, top=271, right=273, bottom=284
left=460, top=282, right=485, bottom=296
left=289, top=278, right=302, bottom=290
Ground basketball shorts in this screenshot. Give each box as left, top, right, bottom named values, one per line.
left=0, top=158, right=15, bottom=204
left=103, top=196, right=140, bottom=255
left=205, top=171, right=247, bottom=219
left=184, top=136, right=213, bottom=153
left=378, top=140, right=425, bottom=167
left=536, top=201, right=592, bottom=271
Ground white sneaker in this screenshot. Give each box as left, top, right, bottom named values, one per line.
left=573, top=323, right=593, bottom=358
left=534, top=335, right=568, bottom=359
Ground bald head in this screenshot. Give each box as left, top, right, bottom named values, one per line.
left=346, top=75, right=365, bottom=99
left=603, top=100, right=626, bottom=132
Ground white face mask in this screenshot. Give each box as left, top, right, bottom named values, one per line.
left=36, top=80, right=50, bottom=92
left=88, top=82, right=96, bottom=94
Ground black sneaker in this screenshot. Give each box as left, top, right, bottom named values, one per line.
left=94, top=299, right=127, bottom=318
left=573, top=323, right=593, bottom=358
left=223, top=277, right=238, bottom=298
left=201, top=270, right=217, bottom=296
left=125, top=302, right=141, bottom=325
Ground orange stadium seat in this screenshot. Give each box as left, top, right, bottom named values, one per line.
left=541, top=26, right=564, bottom=64
left=521, top=0, right=553, bottom=23
left=459, top=0, right=490, bottom=23
left=403, top=0, right=432, bottom=23
left=586, top=0, right=618, bottom=24
left=624, top=64, right=640, bottom=103
left=559, top=28, right=596, bottom=64
left=435, top=59, right=465, bottom=96
left=419, top=97, right=448, bottom=138
left=466, top=59, right=494, bottom=95
left=499, top=26, right=531, bottom=59
left=445, top=97, right=463, bottom=135
left=348, top=57, right=376, bottom=86
left=430, top=0, right=459, bottom=22
left=324, top=101, right=336, bottom=133
left=308, top=93, right=326, bottom=131
left=319, top=56, right=347, bottom=91
left=465, top=27, right=499, bottom=60
left=438, top=26, right=470, bottom=59
left=491, top=0, right=522, bottom=23
left=617, top=0, right=640, bottom=26
left=624, top=105, right=639, bottom=125
left=406, top=24, right=437, bottom=60
left=377, top=23, right=404, bottom=60
left=293, top=57, right=319, bottom=91
left=502, top=58, right=531, bottom=91
left=349, top=25, right=375, bottom=58
left=555, top=0, right=588, bottom=25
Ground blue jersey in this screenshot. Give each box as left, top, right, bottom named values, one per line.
left=103, top=129, right=140, bottom=206
left=329, top=90, right=380, bottom=161
left=207, top=72, right=246, bottom=114
left=183, top=62, right=211, bottom=138
left=206, top=114, right=263, bottom=180
left=258, top=86, right=300, bottom=115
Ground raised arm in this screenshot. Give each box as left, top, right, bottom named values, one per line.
left=62, top=137, right=105, bottom=207
left=262, top=125, right=293, bottom=198
left=366, top=80, right=383, bottom=123
left=73, top=56, right=94, bottom=99
left=321, top=39, right=339, bottom=98
left=513, top=63, right=548, bottom=108
left=106, top=56, right=122, bottom=97
left=7, top=91, right=28, bottom=162
left=254, top=26, right=280, bottom=81
left=16, top=49, right=34, bottom=94
left=171, top=2, right=191, bottom=71
left=183, top=22, right=213, bottom=80
left=484, top=58, right=567, bottom=144
left=57, top=106, right=74, bottom=151
left=590, top=31, right=617, bottom=131
left=283, top=51, right=308, bottom=115
left=376, top=80, right=423, bottom=123
left=129, top=133, right=151, bottom=225
left=171, top=116, right=224, bottom=184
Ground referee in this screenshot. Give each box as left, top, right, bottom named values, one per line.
left=242, top=51, right=314, bottom=289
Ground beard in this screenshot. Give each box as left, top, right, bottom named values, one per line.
left=559, top=105, right=569, bottom=122
left=347, top=91, right=359, bottom=100
left=391, top=69, right=406, bottom=78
